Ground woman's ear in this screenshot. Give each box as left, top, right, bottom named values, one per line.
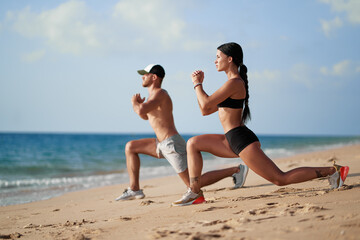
left=228, top=56, right=233, bottom=63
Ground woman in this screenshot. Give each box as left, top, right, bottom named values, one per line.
left=172, top=42, right=349, bottom=206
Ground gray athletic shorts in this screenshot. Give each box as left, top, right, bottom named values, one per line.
left=156, top=134, right=188, bottom=173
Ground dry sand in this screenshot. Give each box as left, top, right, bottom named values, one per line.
left=1, top=144, right=360, bottom=240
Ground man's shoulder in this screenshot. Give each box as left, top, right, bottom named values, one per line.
left=153, top=88, right=170, bottom=98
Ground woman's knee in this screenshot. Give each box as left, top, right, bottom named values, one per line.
left=258, top=170, right=287, bottom=186
left=186, top=136, right=200, bottom=152
left=271, top=179, right=287, bottom=186
left=269, top=174, right=288, bottom=186
left=125, top=141, right=136, bottom=154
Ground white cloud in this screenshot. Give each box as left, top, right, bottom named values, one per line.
left=3, top=0, right=215, bottom=55
left=111, top=0, right=212, bottom=52
left=250, top=69, right=282, bottom=84
left=320, top=60, right=353, bottom=76
left=21, top=49, right=46, bottom=63
left=320, top=0, right=360, bottom=35
left=7, top=1, right=101, bottom=55
left=251, top=64, right=321, bottom=90
left=249, top=69, right=283, bottom=93
left=320, top=0, right=360, bottom=24
left=113, top=0, right=185, bottom=47
left=321, top=17, right=343, bottom=36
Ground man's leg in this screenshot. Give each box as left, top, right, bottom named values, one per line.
left=125, top=138, right=158, bottom=190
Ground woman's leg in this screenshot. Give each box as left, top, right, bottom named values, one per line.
left=239, top=142, right=336, bottom=186
left=187, top=134, right=240, bottom=193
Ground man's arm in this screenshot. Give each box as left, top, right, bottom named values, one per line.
left=132, top=94, right=148, bottom=120
left=131, top=91, right=163, bottom=120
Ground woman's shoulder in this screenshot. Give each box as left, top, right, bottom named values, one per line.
left=226, top=77, right=245, bottom=87
left=228, top=77, right=243, bottom=82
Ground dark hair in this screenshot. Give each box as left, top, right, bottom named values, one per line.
left=217, top=42, right=251, bottom=123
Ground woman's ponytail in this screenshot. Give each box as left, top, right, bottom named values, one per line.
left=240, top=64, right=251, bottom=123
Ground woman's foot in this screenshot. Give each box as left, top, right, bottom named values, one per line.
left=172, top=188, right=205, bottom=206
left=328, top=161, right=349, bottom=189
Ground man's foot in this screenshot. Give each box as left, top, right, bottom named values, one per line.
left=328, top=161, right=349, bottom=189
left=115, top=187, right=145, bottom=201
left=232, top=164, right=249, bottom=189
left=172, top=188, right=206, bottom=206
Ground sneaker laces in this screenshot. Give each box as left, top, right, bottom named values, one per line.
left=180, top=188, right=193, bottom=199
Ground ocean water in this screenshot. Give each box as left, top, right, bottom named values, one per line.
left=1, top=133, right=359, bottom=206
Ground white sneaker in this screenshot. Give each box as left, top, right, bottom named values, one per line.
left=172, top=188, right=205, bottom=206
left=115, top=187, right=145, bottom=201
left=232, top=164, right=249, bottom=189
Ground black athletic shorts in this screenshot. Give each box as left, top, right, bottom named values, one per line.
left=225, top=125, right=259, bottom=155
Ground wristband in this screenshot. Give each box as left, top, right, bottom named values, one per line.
left=193, top=83, right=202, bottom=89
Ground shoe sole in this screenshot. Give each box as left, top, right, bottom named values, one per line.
left=233, top=165, right=249, bottom=189
left=338, top=166, right=349, bottom=188
left=115, top=195, right=145, bottom=201
left=172, top=196, right=206, bottom=207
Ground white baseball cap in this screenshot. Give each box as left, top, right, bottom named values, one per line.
left=137, top=64, right=165, bottom=78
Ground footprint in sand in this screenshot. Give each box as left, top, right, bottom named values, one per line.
left=23, top=223, right=40, bottom=229
left=315, top=215, right=334, bottom=221
left=140, top=200, right=154, bottom=206
left=0, top=232, right=22, bottom=239
left=151, top=228, right=223, bottom=239
left=81, top=209, right=95, bottom=212
left=281, top=203, right=326, bottom=216
left=196, top=206, right=228, bottom=212
left=63, top=219, right=96, bottom=227
left=231, top=194, right=275, bottom=201
left=246, top=201, right=280, bottom=216
left=119, top=216, right=133, bottom=221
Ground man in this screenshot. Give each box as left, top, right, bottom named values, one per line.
left=115, top=64, right=248, bottom=201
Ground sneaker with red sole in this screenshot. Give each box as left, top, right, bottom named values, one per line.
left=172, top=188, right=205, bottom=206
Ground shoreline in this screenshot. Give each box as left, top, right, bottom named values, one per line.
left=1, top=144, right=360, bottom=239
left=2, top=133, right=359, bottom=207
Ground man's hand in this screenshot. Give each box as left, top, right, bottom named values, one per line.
left=132, top=93, right=148, bottom=120
left=132, top=93, right=145, bottom=104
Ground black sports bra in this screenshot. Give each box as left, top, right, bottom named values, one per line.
left=217, top=97, right=244, bottom=109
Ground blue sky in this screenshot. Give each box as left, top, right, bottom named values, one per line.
left=0, top=0, right=359, bottom=135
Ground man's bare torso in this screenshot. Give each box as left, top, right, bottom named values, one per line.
left=147, top=89, right=178, bottom=142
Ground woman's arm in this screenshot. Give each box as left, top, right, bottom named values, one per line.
left=192, top=71, right=239, bottom=116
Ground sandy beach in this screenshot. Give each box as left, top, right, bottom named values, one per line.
left=1, top=144, right=359, bottom=240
